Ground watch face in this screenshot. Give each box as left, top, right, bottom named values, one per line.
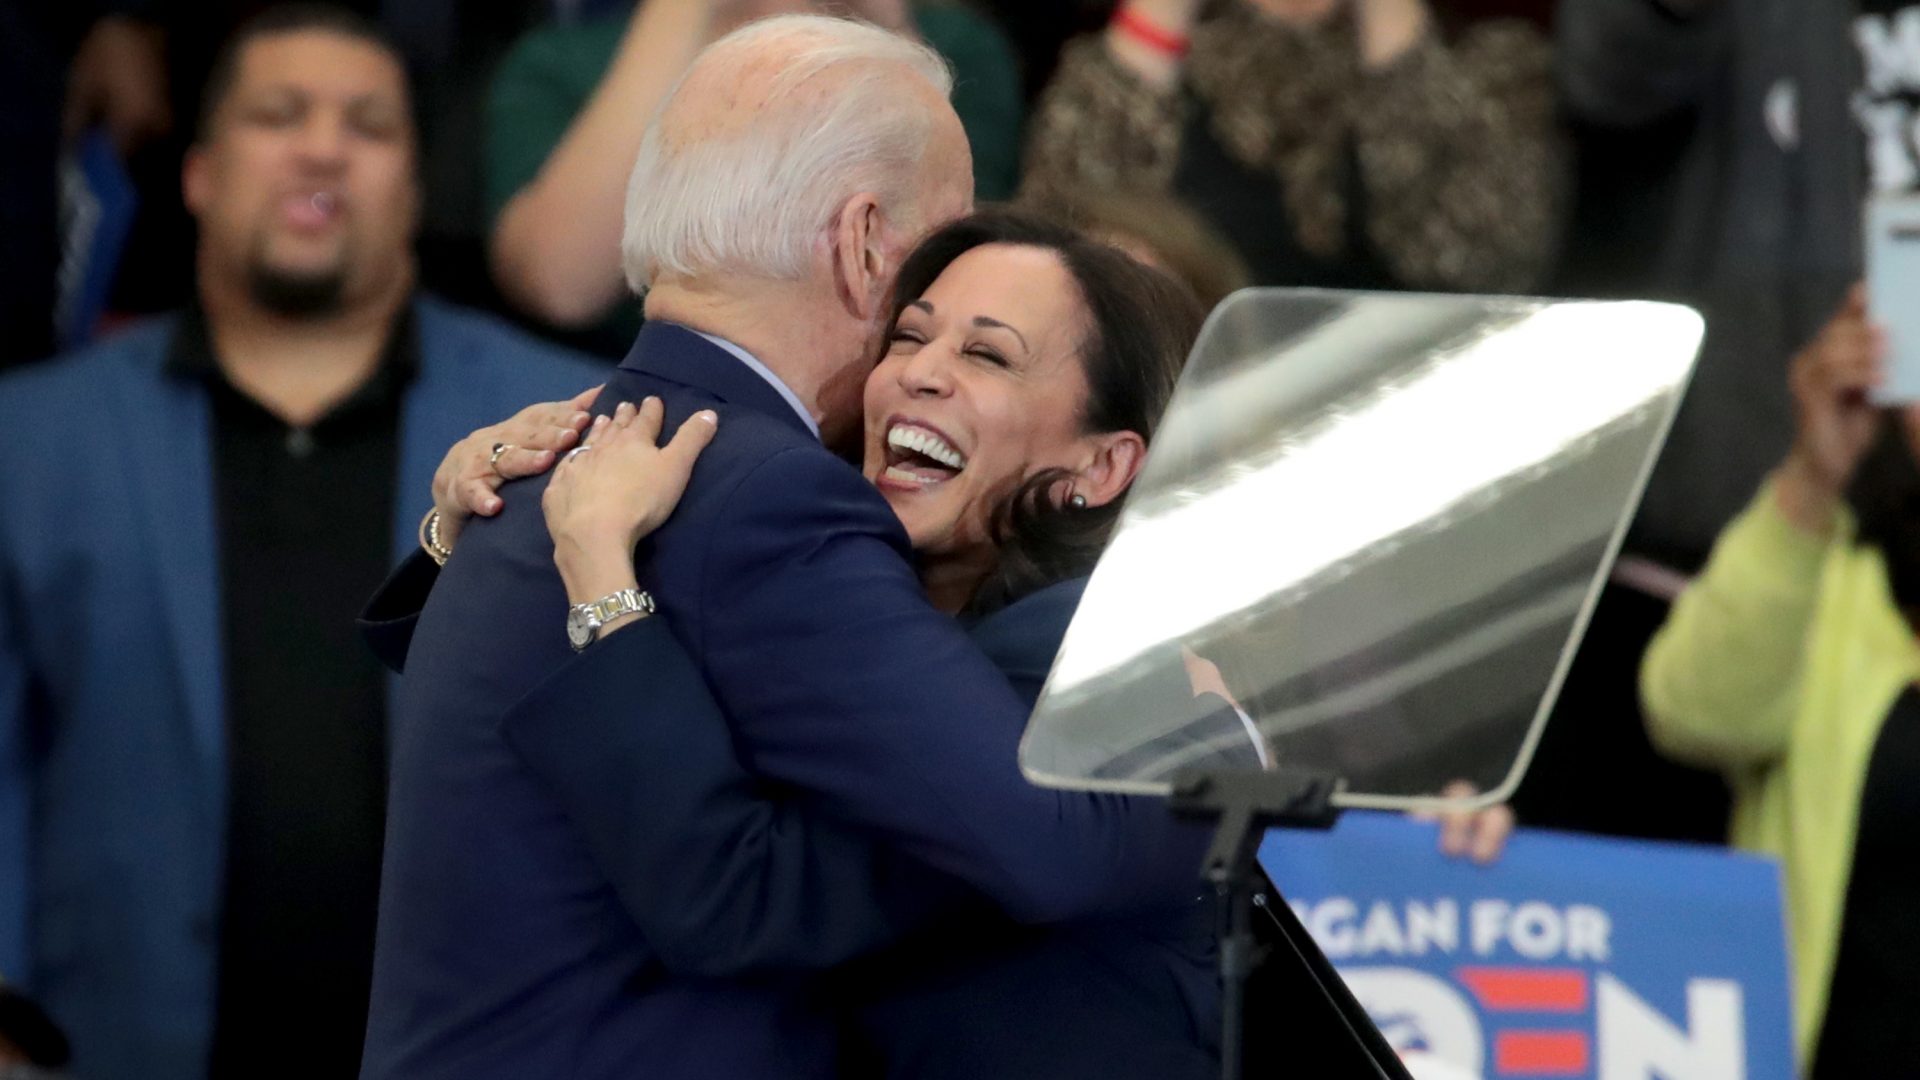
left=566, top=608, right=593, bottom=649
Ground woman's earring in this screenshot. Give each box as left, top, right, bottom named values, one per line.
left=1069, top=493, right=1089, bottom=509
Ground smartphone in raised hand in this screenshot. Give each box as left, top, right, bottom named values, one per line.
left=1867, top=193, right=1920, bottom=402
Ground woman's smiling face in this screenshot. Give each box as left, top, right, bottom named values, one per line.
left=861, top=243, right=1099, bottom=558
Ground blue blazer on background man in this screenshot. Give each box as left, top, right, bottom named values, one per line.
left=362, top=321, right=1206, bottom=1079
left=0, top=297, right=604, bottom=1080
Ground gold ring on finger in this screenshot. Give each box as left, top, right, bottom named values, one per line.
left=489, top=442, right=515, bottom=471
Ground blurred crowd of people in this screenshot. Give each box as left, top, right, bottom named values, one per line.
left=3, top=0, right=1576, bottom=373
left=2, top=0, right=1918, bottom=1077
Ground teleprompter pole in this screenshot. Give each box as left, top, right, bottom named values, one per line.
left=1170, top=768, right=1412, bottom=1080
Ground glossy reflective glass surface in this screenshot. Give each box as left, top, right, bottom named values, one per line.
left=1018, top=290, right=1703, bottom=809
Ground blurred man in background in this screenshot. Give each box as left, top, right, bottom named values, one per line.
left=0, top=7, right=599, bottom=1079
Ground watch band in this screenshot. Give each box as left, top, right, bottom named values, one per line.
left=568, top=588, right=656, bottom=651
left=586, top=588, right=654, bottom=625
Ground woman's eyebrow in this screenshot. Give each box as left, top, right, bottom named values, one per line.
left=972, top=316, right=1029, bottom=352
left=908, top=299, right=935, bottom=315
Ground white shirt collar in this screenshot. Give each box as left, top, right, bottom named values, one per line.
left=690, top=329, right=820, bottom=440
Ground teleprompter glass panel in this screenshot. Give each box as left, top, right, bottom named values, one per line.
left=1018, top=290, right=1703, bottom=810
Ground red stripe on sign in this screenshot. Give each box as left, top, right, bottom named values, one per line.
left=1456, top=968, right=1588, bottom=1012
left=1494, top=1032, right=1590, bottom=1075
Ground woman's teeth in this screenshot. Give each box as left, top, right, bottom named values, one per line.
left=886, top=424, right=965, bottom=469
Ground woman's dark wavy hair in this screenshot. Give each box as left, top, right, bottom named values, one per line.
left=884, top=208, right=1206, bottom=616
left=1848, top=416, right=1920, bottom=616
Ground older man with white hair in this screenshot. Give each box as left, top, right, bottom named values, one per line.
left=359, top=14, right=1207, bottom=1080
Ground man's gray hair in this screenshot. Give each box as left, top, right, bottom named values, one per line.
left=620, top=15, right=954, bottom=291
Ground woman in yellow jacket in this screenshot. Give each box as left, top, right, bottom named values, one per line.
left=1642, top=286, right=1920, bottom=1078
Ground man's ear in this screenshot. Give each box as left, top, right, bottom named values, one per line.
left=1070, top=430, right=1148, bottom=509
left=828, top=192, right=890, bottom=321
left=182, top=144, right=211, bottom=217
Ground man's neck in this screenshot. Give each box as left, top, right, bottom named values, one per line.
left=198, top=264, right=413, bottom=429
left=644, top=275, right=849, bottom=435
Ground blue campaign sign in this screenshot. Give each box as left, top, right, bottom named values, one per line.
left=1259, top=815, right=1796, bottom=1080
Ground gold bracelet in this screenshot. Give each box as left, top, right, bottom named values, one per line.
left=418, top=508, right=453, bottom=566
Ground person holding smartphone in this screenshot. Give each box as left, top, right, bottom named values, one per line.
left=1641, top=285, right=1920, bottom=1078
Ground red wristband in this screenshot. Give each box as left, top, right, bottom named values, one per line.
left=1111, top=7, right=1191, bottom=57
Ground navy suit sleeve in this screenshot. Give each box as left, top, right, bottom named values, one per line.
left=359, top=551, right=440, bottom=674
left=693, top=449, right=1203, bottom=925
left=503, top=615, right=979, bottom=977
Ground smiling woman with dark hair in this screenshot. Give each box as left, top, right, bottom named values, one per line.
left=857, top=208, right=1202, bottom=616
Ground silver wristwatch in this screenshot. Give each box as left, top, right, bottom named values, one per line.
left=566, top=588, right=656, bottom=651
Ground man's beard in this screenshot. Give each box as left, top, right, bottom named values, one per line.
left=247, top=261, right=346, bottom=318
left=245, top=232, right=349, bottom=318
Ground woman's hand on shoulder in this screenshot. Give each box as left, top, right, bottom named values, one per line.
left=432, top=386, right=600, bottom=549
left=545, top=398, right=719, bottom=602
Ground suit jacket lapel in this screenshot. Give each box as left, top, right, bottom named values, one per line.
left=618, top=322, right=818, bottom=439
left=110, top=352, right=226, bottom=797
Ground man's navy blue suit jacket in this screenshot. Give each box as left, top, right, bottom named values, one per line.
left=494, top=575, right=1220, bottom=1080
left=361, top=322, right=1207, bottom=1079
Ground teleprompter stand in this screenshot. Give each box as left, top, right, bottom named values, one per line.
left=1169, top=768, right=1415, bottom=1080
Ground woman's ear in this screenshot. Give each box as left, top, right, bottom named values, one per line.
left=828, top=192, right=891, bottom=321
left=1070, top=431, right=1148, bottom=509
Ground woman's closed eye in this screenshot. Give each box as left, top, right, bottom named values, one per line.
left=966, top=343, right=1011, bottom=369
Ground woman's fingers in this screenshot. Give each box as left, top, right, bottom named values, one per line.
left=540, top=404, right=719, bottom=549
left=1438, top=807, right=1474, bottom=859
left=1426, top=780, right=1516, bottom=864
left=1828, top=326, right=1886, bottom=376
left=580, top=414, right=612, bottom=448
left=457, top=475, right=506, bottom=517
left=631, top=397, right=665, bottom=442
left=567, top=384, right=603, bottom=414
left=1468, top=803, right=1517, bottom=865
left=564, top=398, right=713, bottom=483
left=1179, top=646, right=1234, bottom=702
left=1797, top=315, right=1887, bottom=411
left=428, top=393, right=597, bottom=534
left=1840, top=281, right=1868, bottom=319
left=500, top=394, right=595, bottom=451
left=514, top=422, right=584, bottom=454
left=660, top=410, right=719, bottom=478
left=493, top=446, right=559, bottom=482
